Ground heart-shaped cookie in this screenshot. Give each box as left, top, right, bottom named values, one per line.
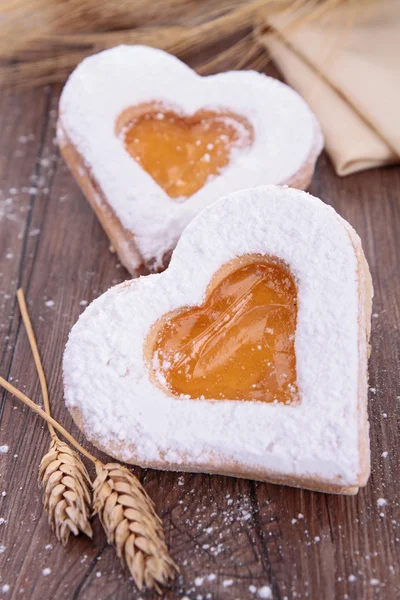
left=63, top=185, right=372, bottom=495
left=57, top=45, right=323, bottom=275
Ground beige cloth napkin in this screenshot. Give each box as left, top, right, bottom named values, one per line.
left=259, top=0, right=400, bottom=175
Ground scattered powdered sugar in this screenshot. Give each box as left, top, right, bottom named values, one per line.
left=59, top=45, right=322, bottom=268
left=377, top=498, right=387, bottom=507
left=42, top=568, right=51, bottom=576
left=45, top=300, right=55, bottom=308
left=258, top=585, right=272, bottom=598
left=0, top=545, right=6, bottom=553
left=1, top=584, right=10, bottom=593
left=63, top=186, right=367, bottom=487
left=249, top=585, right=257, bottom=594
left=0, top=445, right=8, bottom=454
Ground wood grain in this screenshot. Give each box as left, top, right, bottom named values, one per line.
left=0, top=72, right=399, bottom=600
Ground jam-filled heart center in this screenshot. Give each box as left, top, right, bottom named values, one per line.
left=117, top=104, right=253, bottom=200
left=148, top=256, right=298, bottom=403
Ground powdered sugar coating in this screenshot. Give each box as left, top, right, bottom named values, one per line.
left=59, top=45, right=323, bottom=267
left=64, top=185, right=365, bottom=486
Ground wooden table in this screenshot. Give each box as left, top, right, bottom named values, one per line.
left=0, top=72, right=399, bottom=600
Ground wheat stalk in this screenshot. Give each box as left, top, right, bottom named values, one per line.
left=16, top=289, right=93, bottom=545
left=93, top=462, right=178, bottom=592
left=0, top=376, right=179, bottom=592
left=0, top=0, right=277, bottom=89
left=1, top=287, right=178, bottom=591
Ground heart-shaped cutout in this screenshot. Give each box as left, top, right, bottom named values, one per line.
left=149, top=256, right=298, bottom=403
left=118, top=104, right=253, bottom=200
left=58, top=45, right=323, bottom=275
left=64, top=186, right=372, bottom=495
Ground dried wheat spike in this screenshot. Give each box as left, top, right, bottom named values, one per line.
left=93, top=462, right=178, bottom=593
left=39, top=437, right=93, bottom=545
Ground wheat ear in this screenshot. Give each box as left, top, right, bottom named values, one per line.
left=93, top=462, right=178, bottom=592
left=16, top=289, right=92, bottom=544
left=39, top=437, right=92, bottom=545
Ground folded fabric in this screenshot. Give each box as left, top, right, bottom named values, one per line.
left=258, top=0, right=400, bottom=175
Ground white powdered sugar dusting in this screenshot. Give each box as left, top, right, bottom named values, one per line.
left=258, top=586, right=272, bottom=599
left=63, top=186, right=363, bottom=486
left=59, top=45, right=323, bottom=267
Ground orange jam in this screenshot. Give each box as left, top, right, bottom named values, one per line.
left=121, top=107, right=252, bottom=199
left=150, top=258, right=298, bottom=403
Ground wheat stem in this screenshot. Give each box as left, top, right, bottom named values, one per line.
left=16, top=288, right=56, bottom=438
left=0, top=376, right=99, bottom=465
left=11, top=289, right=94, bottom=544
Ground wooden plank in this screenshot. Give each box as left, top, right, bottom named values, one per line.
left=0, top=88, right=52, bottom=376
left=0, top=83, right=399, bottom=600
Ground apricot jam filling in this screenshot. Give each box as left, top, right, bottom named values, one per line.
left=119, top=105, right=253, bottom=199
left=150, top=257, right=298, bottom=403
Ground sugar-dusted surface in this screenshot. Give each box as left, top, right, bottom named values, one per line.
left=63, top=186, right=365, bottom=486
left=59, top=45, right=323, bottom=266
left=1, top=77, right=399, bottom=600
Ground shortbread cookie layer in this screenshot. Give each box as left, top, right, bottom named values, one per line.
left=58, top=45, right=323, bottom=274
left=63, top=185, right=372, bottom=495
